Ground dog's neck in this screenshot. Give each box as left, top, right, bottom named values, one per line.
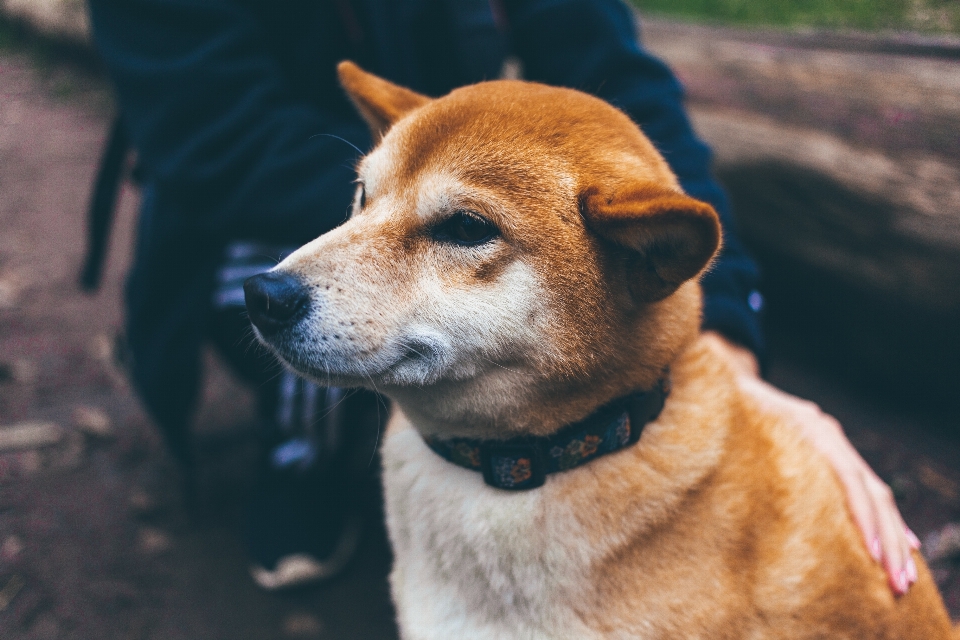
left=419, top=375, right=670, bottom=490
left=386, top=365, right=661, bottom=438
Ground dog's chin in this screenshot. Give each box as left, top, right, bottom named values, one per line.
left=292, top=354, right=455, bottom=390
left=261, top=345, right=378, bottom=388
left=261, top=338, right=492, bottom=392
left=258, top=338, right=450, bottom=391
left=255, top=324, right=482, bottom=389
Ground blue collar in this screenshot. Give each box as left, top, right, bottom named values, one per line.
left=422, top=375, right=670, bottom=491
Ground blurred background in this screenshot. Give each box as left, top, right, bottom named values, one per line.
left=0, top=1, right=957, bottom=638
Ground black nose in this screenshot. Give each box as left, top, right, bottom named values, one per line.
left=244, top=271, right=310, bottom=335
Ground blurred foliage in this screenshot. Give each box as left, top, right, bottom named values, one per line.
left=631, top=0, right=960, bottom=34
left=0, top=15, right=110, bottom=108
left=0, top=15, right=100, bottom=70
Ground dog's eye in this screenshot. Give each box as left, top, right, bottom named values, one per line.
left=433, top=211, right=499, bottom=246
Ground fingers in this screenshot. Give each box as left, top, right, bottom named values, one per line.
left=728, top=358, right=920, bottom=596
left=840, top=462, right=917, bottom=595
left=906, top=528, right=922, bottom=551
left=795, top=410, right=918, bottom=594
left=865, top=469, right=917, bottom=595
left=838, top=466, right=880, bottom=557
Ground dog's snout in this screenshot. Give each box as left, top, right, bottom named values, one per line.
left=244, top=271, right=310, bottom=335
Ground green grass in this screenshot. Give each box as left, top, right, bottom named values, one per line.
left=630, top=0, right=960, bottom=34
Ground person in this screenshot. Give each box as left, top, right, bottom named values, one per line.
left=85, top=0, right=919, bottom=594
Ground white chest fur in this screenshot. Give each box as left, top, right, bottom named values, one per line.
left=382, top=418, right=609, bottom=640
left=379, top=346, right=731, bottom=640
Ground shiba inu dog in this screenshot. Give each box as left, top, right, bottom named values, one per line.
left=244, top=61, right=956, bottom=639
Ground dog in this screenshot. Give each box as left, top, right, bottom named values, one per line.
left=244, top=61, right=956, bottom=638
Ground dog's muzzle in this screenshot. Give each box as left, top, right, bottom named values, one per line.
left=243, top=271, right=310, bottom=337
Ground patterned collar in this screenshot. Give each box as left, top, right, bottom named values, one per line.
left=422, top=375, right=670, bottom=491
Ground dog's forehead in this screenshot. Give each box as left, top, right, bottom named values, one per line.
left=360, top=128, right=579, bottom=229
left=357, top=143, right=396, bottom=194
left=361, top=80, right=673, bottom=201
left=414, top=172, right=464, bottom=219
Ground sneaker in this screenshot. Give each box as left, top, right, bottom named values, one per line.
left=246, top=369, right=363, bottom=590
left=246, top=467, right=363, bottom=591
left=249, top=515, right=362, bottom=591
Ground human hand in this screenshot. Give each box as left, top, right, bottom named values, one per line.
left=702, top=331, right=920, bottom=595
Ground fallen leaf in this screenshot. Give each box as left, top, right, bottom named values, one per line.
left=137, top=527, right=172, bottom=555
left=0, top=574, right=24, bottom=611
left=0, top=422, right=62, bottom=452
left=282, top=612, right=324, bottom=638
left=72, top=406, right=113, bottom=439
left=918, top=464, right=960, bottom=503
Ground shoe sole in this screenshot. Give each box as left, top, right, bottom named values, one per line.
left=249, top=513, right=363, bottom=591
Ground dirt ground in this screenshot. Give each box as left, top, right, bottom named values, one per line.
left=0, top=45, right=959, bottom=640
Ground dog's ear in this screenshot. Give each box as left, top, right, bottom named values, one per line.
left=581, top=184, right=721, bottom=303
left=338, top=61, right=431, bottom=142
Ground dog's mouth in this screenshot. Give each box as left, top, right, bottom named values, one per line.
left=255, top=320, right=457, bottom=389
left=391, top=336, right=446, bottom=368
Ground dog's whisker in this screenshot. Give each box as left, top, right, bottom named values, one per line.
left=399, top=343, right=429, bottom=360
left=476, top=354, right=529, bottom=377
left=308, top=132, right=365, bottom=156
left=364, top=373, right=384, bottom=468
left=253, top=365, right=288, bottom=395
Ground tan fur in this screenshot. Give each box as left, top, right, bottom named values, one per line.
left=255, top=61, right=955, bottom=638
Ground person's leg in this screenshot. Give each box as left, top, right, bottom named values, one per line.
left=245, top=375, right=364, bottom=589
left=208, top=242, right=375, bottom=589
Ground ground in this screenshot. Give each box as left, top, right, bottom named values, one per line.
left=0, top=46, right=958, bottom=640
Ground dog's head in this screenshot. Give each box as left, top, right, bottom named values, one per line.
left=245, top=62, right=720, bottom=438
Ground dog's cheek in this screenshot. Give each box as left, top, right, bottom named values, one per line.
left=425, top=258, right=553, bottom=376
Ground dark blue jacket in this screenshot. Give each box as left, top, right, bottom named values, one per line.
left=88, top=0, right=763, bottom=435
